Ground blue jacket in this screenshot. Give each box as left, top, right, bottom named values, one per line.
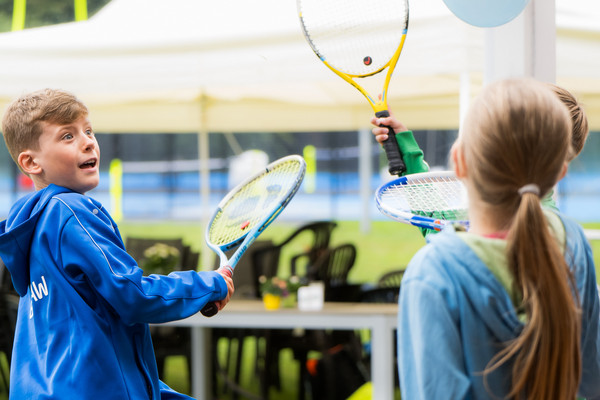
left=0, top=185, right=228, bottom=399
left=398, top=213, right=600, bottom=399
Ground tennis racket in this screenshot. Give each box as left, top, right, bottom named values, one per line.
left=297, top=0, right=409, bottom=176
left=201, top=155, right=306, bottom=317
left=375, top=171, right=469, bottom=231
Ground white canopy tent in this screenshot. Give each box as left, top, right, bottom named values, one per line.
left=0, top=0, right=599, bottom=244
left=0, top=0, right=598, bottom=133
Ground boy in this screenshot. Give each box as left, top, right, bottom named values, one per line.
left=0, top=88, right=234, bottom=399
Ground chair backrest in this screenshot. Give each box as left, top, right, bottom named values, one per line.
left=313, top=243, right=361, bottom=302
left=279, top=221, right=337, bottom=279
left=317, top=243, right=357, bottom=288
left=281, top=221, right=337, bottom=265
left=0, top=258, right=18, bottom=369
left=250, top=221, right=338, bottom=296
left=250, top=242, right=283, bottom=298
left=359, top=268, right=405, bottom=304
left=377, top=269, right=405, bottom=288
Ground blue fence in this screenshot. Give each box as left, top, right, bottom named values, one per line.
left=1, top=171, right=598, bottom=223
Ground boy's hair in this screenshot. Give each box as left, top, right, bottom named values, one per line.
left=1, top=88, right=88, bottom=165
left=460, top=79, right=580, bottom=400
left=548, top=83, right=589, bottom=161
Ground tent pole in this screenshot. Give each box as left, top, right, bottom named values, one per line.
left=198, top=96, right=212, bottom=272
left=359, top=128, right=372, bottom=233
left=484, top=0, right=556, bottom=84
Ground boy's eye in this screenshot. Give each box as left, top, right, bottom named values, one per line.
left=86, top=129, right=94, bottom=136
left=62, top=133, right=73, bottom=140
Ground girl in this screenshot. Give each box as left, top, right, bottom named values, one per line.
left=397, top=79, right=600, bottom=399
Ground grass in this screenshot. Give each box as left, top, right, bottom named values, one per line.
left=118, top=219, right=428, bottom=285
left=117, top=219, right=600, bottom=285
left=2, top=220, right=600, bottom=400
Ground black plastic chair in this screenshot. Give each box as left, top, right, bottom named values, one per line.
left=0, top=257, right=18, bottom=396
left=314, top=243, right=360, bottom=302
left=290, top=243, right=363, bottom=399
left=210, top=240, right=274, bottom=400
left=249, top=221, right=339, bottom=399
left=359, top=268, right=405, bottom=304
left=253, top=221, right=338, bottom=290
left=358, top=268, right=405, bottom=391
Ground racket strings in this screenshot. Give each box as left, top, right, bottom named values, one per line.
left=298, top=0, right=407, bottom=76
left=382, top=176, right=468, bottom=221
left=208, top=160, right=304, bottom=246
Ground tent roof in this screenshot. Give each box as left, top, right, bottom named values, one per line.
left=0, top=0, right=599, bottom=132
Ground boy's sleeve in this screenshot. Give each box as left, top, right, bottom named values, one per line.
left=395, top=130, right=429, bottom=175
left=59, top=207, right=228, bottom=325
left=393, top=130, right=432, bottom=238
left=159, top=380, right=195, bottom=399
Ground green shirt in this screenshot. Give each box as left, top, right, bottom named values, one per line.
left=456, top=209, right=566, bottom=317
left=394, top=130, right=429, bottom=175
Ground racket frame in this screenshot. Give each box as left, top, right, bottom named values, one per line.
left=375, top=171, right=469, bottom=231
left=297, top=0, right=409, bottom=175
left=297, top=3, right=408, bottom=114
left=205, top=154, right=307, bottom=274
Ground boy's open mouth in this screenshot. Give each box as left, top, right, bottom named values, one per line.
left=80, top=159, right=97, bottom=169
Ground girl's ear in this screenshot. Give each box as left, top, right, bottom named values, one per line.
left=18, top=151, right=42, bottom=176
left=558, top=161, right=568, bottom=181
left=451, top=141, right=467, bottom=179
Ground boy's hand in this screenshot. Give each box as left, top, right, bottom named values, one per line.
left=214, top=267, right=234, bottom=311
left=371, top=113, right=408, bottom=144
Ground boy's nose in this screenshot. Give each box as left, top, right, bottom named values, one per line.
left=83, top=135, right=96, bottom=150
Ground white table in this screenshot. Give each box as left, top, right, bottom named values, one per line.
left=166, top=300, right=398, bottom=399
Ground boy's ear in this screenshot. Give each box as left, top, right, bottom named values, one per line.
left=451, top=141, right=467, bottom=179
left=18, top=151, right=42, bottom=176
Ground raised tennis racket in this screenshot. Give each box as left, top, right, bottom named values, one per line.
left=375, top=171, right=469, bottom=231
left=201, top=155, right=306, bottom=317
left=297, top=0, right=409, bottom=176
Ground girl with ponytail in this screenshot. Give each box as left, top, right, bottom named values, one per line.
left=397, top=79, right=600, bottom=399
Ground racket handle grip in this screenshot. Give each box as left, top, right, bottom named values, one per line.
left=200, top=266, right=233, bottom=318
left=200, top=302, right=218, bottom=317
left=376, top=110, right=406, bottom=176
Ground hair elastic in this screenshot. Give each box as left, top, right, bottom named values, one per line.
left=518, top=184, right=540, bottom=197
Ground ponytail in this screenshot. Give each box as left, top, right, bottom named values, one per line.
left=486, top=191, right=581, bottom=400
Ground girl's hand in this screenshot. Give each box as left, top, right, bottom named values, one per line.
left=370, top=113, right=408, bottom=144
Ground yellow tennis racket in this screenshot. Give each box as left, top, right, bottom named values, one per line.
left=297, top=0, right=409, bottom=176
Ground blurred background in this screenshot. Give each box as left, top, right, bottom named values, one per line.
left=1, top=1, right=600, bottom=399
left=0, top=0, right=598, bottom=224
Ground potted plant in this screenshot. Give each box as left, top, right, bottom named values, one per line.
left=258, top=275, right=302, bottom=310
left=141, top=243, right=180, bottom=275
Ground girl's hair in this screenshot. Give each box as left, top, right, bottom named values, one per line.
left=548, top=83, right=589, bottom=161
left=1, top=88, right=88, bottom=165
left=460, top=79, right=581, bottom=400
